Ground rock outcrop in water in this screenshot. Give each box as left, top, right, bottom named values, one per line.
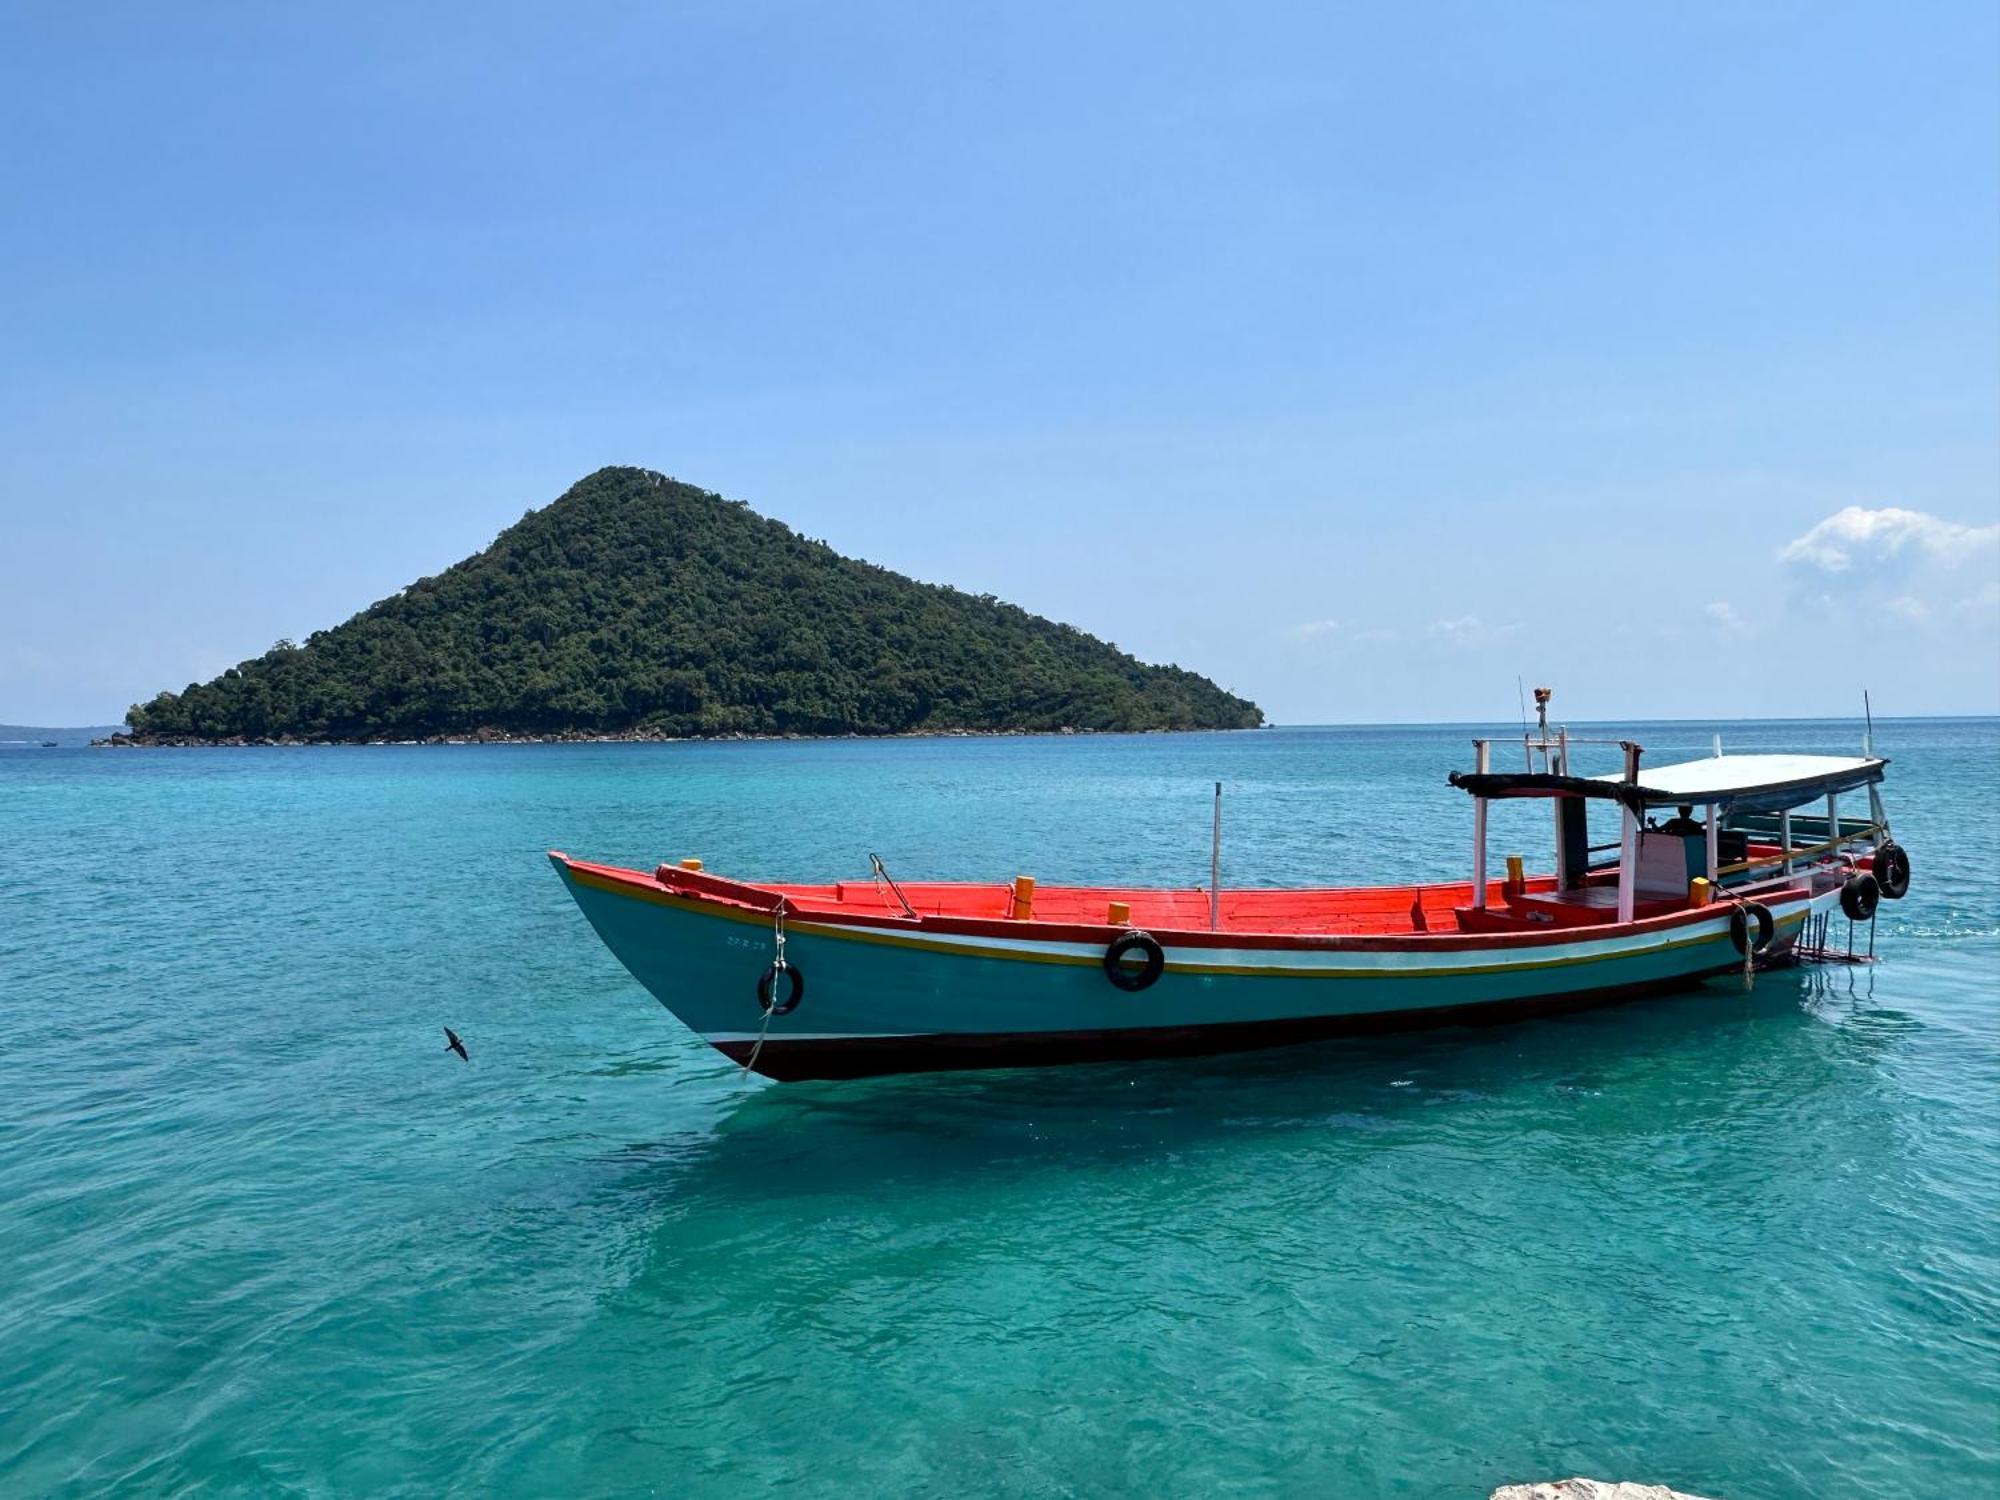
left=1491, top=1481, right=1720, bottom=1500
left=116, top=467, right=1263, bottom=745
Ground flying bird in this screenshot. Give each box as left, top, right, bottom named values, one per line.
left=443, top=1026, right=468, bottom=1062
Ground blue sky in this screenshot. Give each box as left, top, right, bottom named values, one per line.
left=3, top=2, right=1996, bottom=726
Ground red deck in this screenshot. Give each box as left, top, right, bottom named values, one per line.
left=558, top=854, right=1820, bottom=962
left=744, top=873, right=1585, bottom=935
left=575, top=838, right=1817, bottom=945
left=668, top=868, right=1704, bottom=940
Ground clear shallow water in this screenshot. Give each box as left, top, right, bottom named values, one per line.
left=2, top=721, right=1995, bottom=1498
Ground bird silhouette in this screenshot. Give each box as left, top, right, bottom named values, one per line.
left=443, top=1026, right=468, bottom=1062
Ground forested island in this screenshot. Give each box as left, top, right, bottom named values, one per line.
left=113, top=467, right=1263, bottom=745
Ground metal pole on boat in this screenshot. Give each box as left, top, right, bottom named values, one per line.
left=1472, top=740, right=1491, bottom=909
left=1780, top=807, right=1793, bottom=876
left=1551, top=726, right=1571, bottom=887
left=1209, top=782, right=1223, bottom=932
left=1706, top=803, right=1720, bottom=883
left=1616, top=741, right=1641, bottom=924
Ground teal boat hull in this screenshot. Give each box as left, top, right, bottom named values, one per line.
left=550, top=855, right=1819, bottom=1081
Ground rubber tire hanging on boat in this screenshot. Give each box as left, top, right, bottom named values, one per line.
left=1728, top=902, right=1776, bottom=956
left=1873, top=841, right=1911, bottom=900
left=1840, top=872, right=1881, bottom=923
left=757, top=962, right=804, bottom=1016
left=1103, top=931, right=1166, bottom=992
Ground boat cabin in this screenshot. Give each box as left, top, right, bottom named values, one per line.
left=1448, top=730, right=1891, bottom=934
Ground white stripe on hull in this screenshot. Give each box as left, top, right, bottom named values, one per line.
left=786, top=899, right=1811, bottom=976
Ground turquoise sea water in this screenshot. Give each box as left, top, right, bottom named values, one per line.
left=3, top=721, right=1995, bottom=1498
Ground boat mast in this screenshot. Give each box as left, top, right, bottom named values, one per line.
left=1471, top=739, right=1491, bottom=909
left=1532, top=687, right=1563, bottom=887
left=1209, top=782, right=1222, bottom=932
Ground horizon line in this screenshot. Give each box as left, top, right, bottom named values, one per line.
left=7, top=710, right=1998, bottom=736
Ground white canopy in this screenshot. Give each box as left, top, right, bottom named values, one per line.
left=1591, top=753, right=1886, bottom=811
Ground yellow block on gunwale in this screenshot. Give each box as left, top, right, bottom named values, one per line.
left=1012, top=875, right=1035, bottom=920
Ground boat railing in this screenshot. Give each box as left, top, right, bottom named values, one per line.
left=1716, top=822, right=1886, bottom=880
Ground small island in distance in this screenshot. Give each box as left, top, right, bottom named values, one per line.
left=110, top=466, right=1263, bottom=745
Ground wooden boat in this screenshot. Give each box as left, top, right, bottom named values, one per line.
left=549, top=714, right=1911, bottom=1081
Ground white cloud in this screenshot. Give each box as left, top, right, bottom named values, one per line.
left=1956, top=581, right=2000, bottom=621
left=1285, top=619, right=1405, bottom=645
left=1705, top=601, right=1753, bottom=637
left=1779, top=505, right=1999, bottom=574
left=1779, top=506, right=2000, bottom=636
left=1427, top=615, right=1521, bottom=644
left=1286, top=618, right=1342, bottom=639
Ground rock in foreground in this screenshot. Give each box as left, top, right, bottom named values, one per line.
left=1492, top=1482, right=1720, bottom=1500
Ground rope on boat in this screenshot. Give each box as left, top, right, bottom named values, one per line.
left=741, top=897, right=788, bottom=1081
left=1723, top=896, right=1758, bottom=991
left=868, top=852, right=917, bottom=919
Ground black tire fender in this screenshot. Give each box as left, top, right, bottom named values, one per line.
left=1728, top=902, right=1776, bottom=956
left=1873, top=841, right=1910, bottom=900
left=757, top=962, right=804, bottom=1016
left=1840, top=872, right=1881, bottom=923
left=1103, top=930, right=1166, bottom=992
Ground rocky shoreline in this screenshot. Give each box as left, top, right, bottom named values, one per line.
left=93, top=723, right=1245, bottom=749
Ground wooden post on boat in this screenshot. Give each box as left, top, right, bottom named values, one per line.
left=1209, top=782, right=1222, bottom=932
left=1472, top=739, right=1491, bottom=909
left=1011, top=875, right=1036, bottom=920
left=1616, top=741, right=1641, bottom=924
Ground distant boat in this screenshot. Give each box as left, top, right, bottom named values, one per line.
left=40, top=741, right=58, bottom=748
left=550, top=701, right=1909, bottom=1081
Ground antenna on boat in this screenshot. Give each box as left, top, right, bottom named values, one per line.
left=1522, top=683, right=1553, bottom=770
left=1863, top=689, right=1874, bottom=757
left=1516, top=676, right=1532, bottom=770
left=1209, top=782, right=1223, bottom=932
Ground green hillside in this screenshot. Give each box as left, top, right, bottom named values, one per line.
left=122, top=467, right=1263, bottom=743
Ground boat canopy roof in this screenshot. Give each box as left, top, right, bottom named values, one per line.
left=1450, top=753, right=1888, bottom=814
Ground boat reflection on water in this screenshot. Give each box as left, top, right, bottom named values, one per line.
left=585, top=967, right=1922, bottom=1215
